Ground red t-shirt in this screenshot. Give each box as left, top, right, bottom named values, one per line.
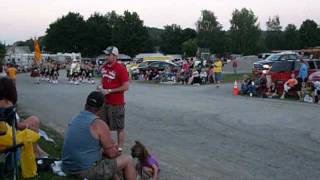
left=182, top=63, right=189, bottom=72
left=101, top=62, right=129, bottom=105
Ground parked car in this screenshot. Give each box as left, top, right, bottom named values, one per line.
left=263, top=59, right=320, bottom=92
left=253, top=52, right=300, bottom=75
left=309, top=71, right=320, bottom=82
left=257, top=53, right=274, bottom=61
left=137, top=61, right=179, bottom=72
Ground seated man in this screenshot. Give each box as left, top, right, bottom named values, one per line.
left=62, top=91, right=136, bottom=180
left=254, top=73, right=267, bottom=97
left=240, top=75, right=251, bottom=95
left=280, top=73, right=298, bottom=99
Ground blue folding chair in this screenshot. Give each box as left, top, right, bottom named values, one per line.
left=0, top=106, right=21, bottom=180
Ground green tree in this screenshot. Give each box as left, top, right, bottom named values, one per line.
left=43, top=12, right=87, bottom=53
left=182, top=39, right=198, bottom=57
left=230, top=8, right=261, bottom=55
left=111, top=11, right=151, bottom=57
left=266, top=16, right=282, bottom=31
left=0, top=42, right=5, bottom=64
left=160, top=24, right=184, bottom=54
left=84, top=12, right=112, bottom=57
left=182, top=28, right=197, bottom=41
left=265, top=16, right=284, bottom=50
left=283, top=24, right=300, bottom=50
left=147, top=27, right=164, bottom=51
left=299, top=19, right=319, bottom=48
left=196, top=10, right=225, bottom=53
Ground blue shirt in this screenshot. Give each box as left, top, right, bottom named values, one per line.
left=62, top=111, right=102, bottom=173
left=299, top=63, right=308, bottom=80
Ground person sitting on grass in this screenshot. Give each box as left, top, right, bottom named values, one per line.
left=254, top=73, right=268, bottom=97
left=240, top=75, right=251, bottom=94
left=0, top=77, right=47, bottom=157
left=240, top=75, right=256, bottom=96
left=188, top=69, right=200, bottom=85
left=266, top=82, right=278, bottom=98
left=247, top=81, right=257, bottom=97
left=200, top=68, right=208, bottom=84
left=62, top=91, right=136, bottom=180
left=280, top=73, right=298, bottom=99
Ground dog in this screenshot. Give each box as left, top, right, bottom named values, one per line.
left=131, top=141, right=160, bottom=180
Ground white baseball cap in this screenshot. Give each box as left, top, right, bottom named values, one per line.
left=103, top=46, right=119, bottom=56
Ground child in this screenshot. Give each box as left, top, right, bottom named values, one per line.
left=131, top=141, right=160, bottom=180
left=266, top=82, right=278, bottom=98
left=200, top=68, right=208, bottom=84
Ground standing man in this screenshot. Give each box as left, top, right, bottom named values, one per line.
left=297, top=59, right=308, bottom=100
left=98, top=46, right=129, bottom=152
left=232, top=58, right=238, bottom=74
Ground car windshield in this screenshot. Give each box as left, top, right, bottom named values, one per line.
left=138, top=61, right=155, bottom=67
left=265, top=54, right=281, bottom=61
left=271, top=61, right=294, bottom=72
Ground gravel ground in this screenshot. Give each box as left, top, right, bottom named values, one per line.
left=17, top=72, right=320, bottom=180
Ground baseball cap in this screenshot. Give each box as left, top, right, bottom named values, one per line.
left=103, top=46, right=119, bottom=56
left=86, top=91, right=104, bottom=108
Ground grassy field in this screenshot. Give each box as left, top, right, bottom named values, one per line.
left=3, top=112, right=73, bottom=180
left=222, top=73, right=252, bottom=83
left=35, top=124, right=73, bottom=180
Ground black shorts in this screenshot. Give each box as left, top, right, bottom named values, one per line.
left=297, top=77, right=307, bottom=91
left=72, top=72, right=79, bottom=78
left=86, top=71, right=93, bottom=78
left=99, top=104, right=125, bottom=131
left=81, top=70, right=87, bottom=77
left=50, top=70, right=55, bottom=77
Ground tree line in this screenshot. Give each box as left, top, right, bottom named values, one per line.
left=7, top=8, right=320, bottom=58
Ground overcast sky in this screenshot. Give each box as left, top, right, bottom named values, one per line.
left=1, top=0, right=319, bottom=44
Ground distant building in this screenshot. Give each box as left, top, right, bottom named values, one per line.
left=5, top=46, right=32, bottom=66
left=5, top=45, right=81, bottom=68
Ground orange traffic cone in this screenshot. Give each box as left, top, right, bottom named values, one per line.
left=233, top=80, right=239, bottom=96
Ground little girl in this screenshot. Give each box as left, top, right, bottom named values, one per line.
left=131, top=141, right=160, bottom=180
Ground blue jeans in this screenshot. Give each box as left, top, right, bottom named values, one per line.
left=248, top=85, right=256, bottom=95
